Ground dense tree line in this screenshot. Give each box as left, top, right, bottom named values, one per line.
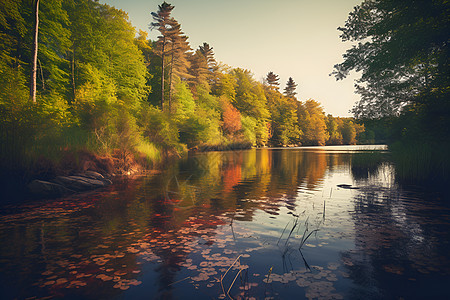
left=332, top=0, right=449, bottom=184
left=0, top=0, right=366, bottom=178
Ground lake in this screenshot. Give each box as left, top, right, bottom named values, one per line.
left=1, top=145, right=449, bottom=299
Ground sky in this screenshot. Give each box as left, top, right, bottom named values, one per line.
left=100, top=0, right=362, bottom=117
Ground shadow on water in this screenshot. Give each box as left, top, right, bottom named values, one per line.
left=0, top=146, right=449, bottom=299
left=342, top=186, right=450, bottom=299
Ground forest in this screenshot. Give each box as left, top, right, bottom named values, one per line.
left=0, top=1, right=449, bottom=298
left=331, top=0, right=449, bottom=185
left=0, top=0, right=367, bottom=186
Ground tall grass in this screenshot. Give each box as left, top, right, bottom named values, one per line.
left=389, top=141, right=450, bottom=185
left=350, top=151, right=387, bottom=181
left=135, top=140, right=162, bottom=163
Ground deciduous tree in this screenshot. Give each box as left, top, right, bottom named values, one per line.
left=332, top=0, right=449, bottom=123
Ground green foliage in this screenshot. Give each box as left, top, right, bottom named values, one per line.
left=390, top=140, right=450, bottom=185
left=135, top=140, right=161, bottom=163
left=341, top=120, right=357, bottom=145
left=139, top=105, right=181, bottom=151
left=0, top=0, right=372, bottom=185
left=178, top=113, right=218, bottom=148
left=38, top=0, right=71, bottom=93
left=298, top=99, right=329, bottom=146
left=72, top=63, right=117, bottom=130
left=325, top=114, right=342, bottom=145
left=197, top=83, right=220, bottom=112
left=175, top=84, right=222, bottom=148
left=213, top=71, right=236, bottom=102
left=265, top=89, right=301, bottom=146
left=333, top=0, right=449, bottom=143
left=172, top=80, right=195, bottom=120
left=240, top=115, right=257, bottom=146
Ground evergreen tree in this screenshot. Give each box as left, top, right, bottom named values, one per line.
left=151, top=1, right=175, bottom=111
left=188, top=49, right=208, bottom=88
left=266, top=71, right=279, bottom=90
left=284, top=77, right=297, bottom=98
left=167, top=18, right=191, bottom=111
left=198, top=42, right=218, bottom=86
left=199, top=42, right=216, bottom=72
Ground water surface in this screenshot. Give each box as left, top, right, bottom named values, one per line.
left=1, top=146, right=449, bottom=299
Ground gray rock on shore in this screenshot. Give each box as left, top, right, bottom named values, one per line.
left=28, top=171, right=112, bottom=197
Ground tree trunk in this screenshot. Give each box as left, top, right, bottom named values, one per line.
left=30, top=0, right=39, bottom=103
left=168, top=46, right=175, bottom=114
left=71, top=49, right=76, bottom=103
left=161, top=37, right=166, bottom=111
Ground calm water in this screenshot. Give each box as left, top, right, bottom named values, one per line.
left=1, top=146, right=449, bottom=299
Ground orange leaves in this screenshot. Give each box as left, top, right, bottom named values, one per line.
left=222, top=164, right=242, bottom=194
left=221, top=98, right=242, bottom=135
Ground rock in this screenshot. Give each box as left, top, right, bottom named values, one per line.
left=80, top=171, right=104, bottom=180
left=101, top=178, right=113, bottom=185
left=70, top=176, right=105, bottom=187
left=76, top=171, right=112, bottom=185
left=28, top=180, right=75, bottom=197
left=52, top=176, right=95, bottom=191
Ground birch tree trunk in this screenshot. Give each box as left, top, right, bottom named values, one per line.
left=30, top=0, right=39, bottom=103
left=161, top=37, right=166, bottom=111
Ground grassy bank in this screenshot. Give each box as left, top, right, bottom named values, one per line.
left=389, top=141, right=450, bottom=186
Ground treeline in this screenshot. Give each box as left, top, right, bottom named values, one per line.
left=333, top=0, right=449, bottom=186
left=0, top=0, right=366, bottom=178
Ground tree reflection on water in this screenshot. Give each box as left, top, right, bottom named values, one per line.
left=0, top=147, right=448, bottom=299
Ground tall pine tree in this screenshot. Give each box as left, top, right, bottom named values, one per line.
left=167, top=18, right=191, bottom=111
left=151, top=2, right=174, bottom=111
left=199, top=42, right=216, bottom=72
left=284, top=77, right=297, bottom=98
left=266, top=71, right=280, bottom=90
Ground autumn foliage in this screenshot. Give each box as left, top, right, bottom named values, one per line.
left=220, top=97, right=242, bottom=135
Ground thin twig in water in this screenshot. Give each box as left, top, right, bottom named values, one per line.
left=220, top=254, right=243, bottom=297
left=284, top=217, right=299, bottom=246
left=277, top=221, right=290, bottom=245
left=230, top=213, right=236, bottom=241
left=299, top=229, right=319, bottom=249
left=223, top=255, right=242, bottom=279
left=227, top=269, right=243, bottom=299
left=299, top=249, right=311, bottom=271
left=167, top=276, right=191, bottom=286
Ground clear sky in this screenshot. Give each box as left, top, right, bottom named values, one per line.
left=100, top=0, right=362, bottom=117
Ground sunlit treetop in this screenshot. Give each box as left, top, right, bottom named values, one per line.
left=284, top=77, right=298, bottom=99
left=332, top=0, right=449, bottom=120
left=266, top=71, right=280, bottom=90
